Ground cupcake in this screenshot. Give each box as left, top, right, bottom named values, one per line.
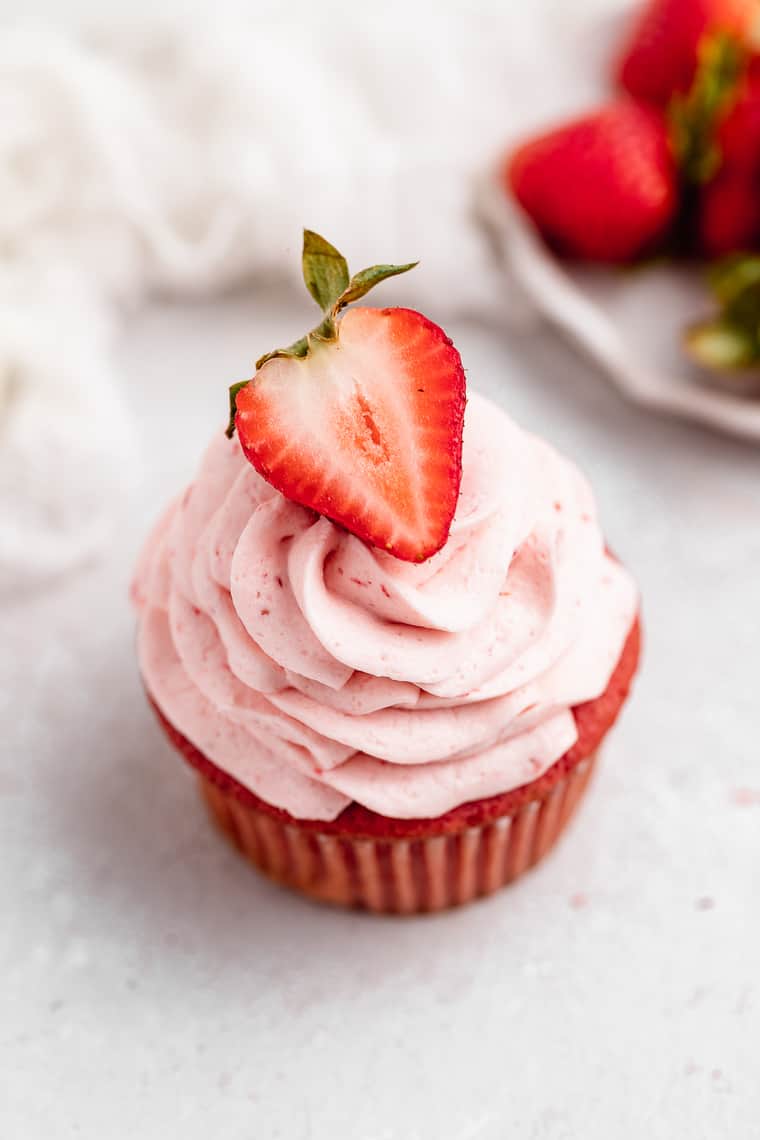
left=133, top=231, right=640, bottom=914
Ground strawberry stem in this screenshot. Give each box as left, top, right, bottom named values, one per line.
left=310, top=314, right=338, bottom=343
left=255, top=335, right=308, bottom=372
left=669, top=32, right=746, bottom=185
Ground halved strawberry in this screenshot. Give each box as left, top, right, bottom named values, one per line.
left=227, top=231, right=466, bottom=564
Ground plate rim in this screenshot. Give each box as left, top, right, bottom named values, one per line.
left=476, top=168, right=760, bottom=444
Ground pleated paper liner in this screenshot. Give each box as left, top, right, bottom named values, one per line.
left=199, top=750, right=597, bottom=914
left=149, top=616, right=642, bottom=913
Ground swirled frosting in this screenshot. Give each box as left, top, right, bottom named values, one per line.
left=134, top=392, right=637, bottom=821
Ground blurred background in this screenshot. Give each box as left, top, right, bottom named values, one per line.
left=0, top=0, right=634, bottom=591
left=1, top=2, right=758, bottom=1138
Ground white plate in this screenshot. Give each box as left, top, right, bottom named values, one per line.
left=477, top=171, right=760, bottom=443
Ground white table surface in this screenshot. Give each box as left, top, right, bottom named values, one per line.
left=2, top=290, right=759, bottom=1139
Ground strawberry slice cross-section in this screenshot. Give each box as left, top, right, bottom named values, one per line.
left=227, top=231, right=466, bottom=563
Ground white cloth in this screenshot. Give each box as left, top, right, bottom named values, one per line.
left=0, top=1, right=627, bottom=593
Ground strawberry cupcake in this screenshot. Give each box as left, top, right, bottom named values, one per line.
left=133, top=231, right=640, bottom=914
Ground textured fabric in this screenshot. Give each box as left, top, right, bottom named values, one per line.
left=0, top=1, right=625, bottom=592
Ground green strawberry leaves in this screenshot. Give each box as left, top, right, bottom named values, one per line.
left=333, top=261, right=419, bottom=312
left=227, top=230, right=418, bottom=438
left=254, top=336, right=309, bottom=374
left=684, top=254, right=760, bottom=373
left=302, top=230, right=350, bottom=312
left=302, top=229, right=416, bottom=318
left=670, top=32, right=746, bottom=185
left=685, top=320, right=755, bottom=369
left=226, top=380, right=250, bottom=438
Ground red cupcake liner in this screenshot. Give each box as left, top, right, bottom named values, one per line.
left=198, top=749, right=597, bottom=913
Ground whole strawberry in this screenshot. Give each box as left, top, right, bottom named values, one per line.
left=615, top=0, right=755, bottom=105
left=698, top=166, right=760, bottom=255
left=506, top=100, right=678, bottom=263
left=227, top=231, right=466, bottom=564
left=696, top=57, right=760, bottom=255
left=715, top=60, right=760, bottom=170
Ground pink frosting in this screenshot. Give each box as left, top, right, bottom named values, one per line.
left=133, top=393, right=637, bottom=821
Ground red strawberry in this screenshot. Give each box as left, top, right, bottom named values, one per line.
left=698, top=166, right=760, bottom=254
left=695, top=59, right=760, bottom=256
left=716, top=67, right=760, bottom=169
left=506, top=100, right=678, bottom=263
left=227, top=231, right=466, bottom=564
left=615, top=0, right=755, bottom=105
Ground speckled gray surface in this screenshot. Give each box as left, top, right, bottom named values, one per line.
left=2, top=291, right=759, bottom=1139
